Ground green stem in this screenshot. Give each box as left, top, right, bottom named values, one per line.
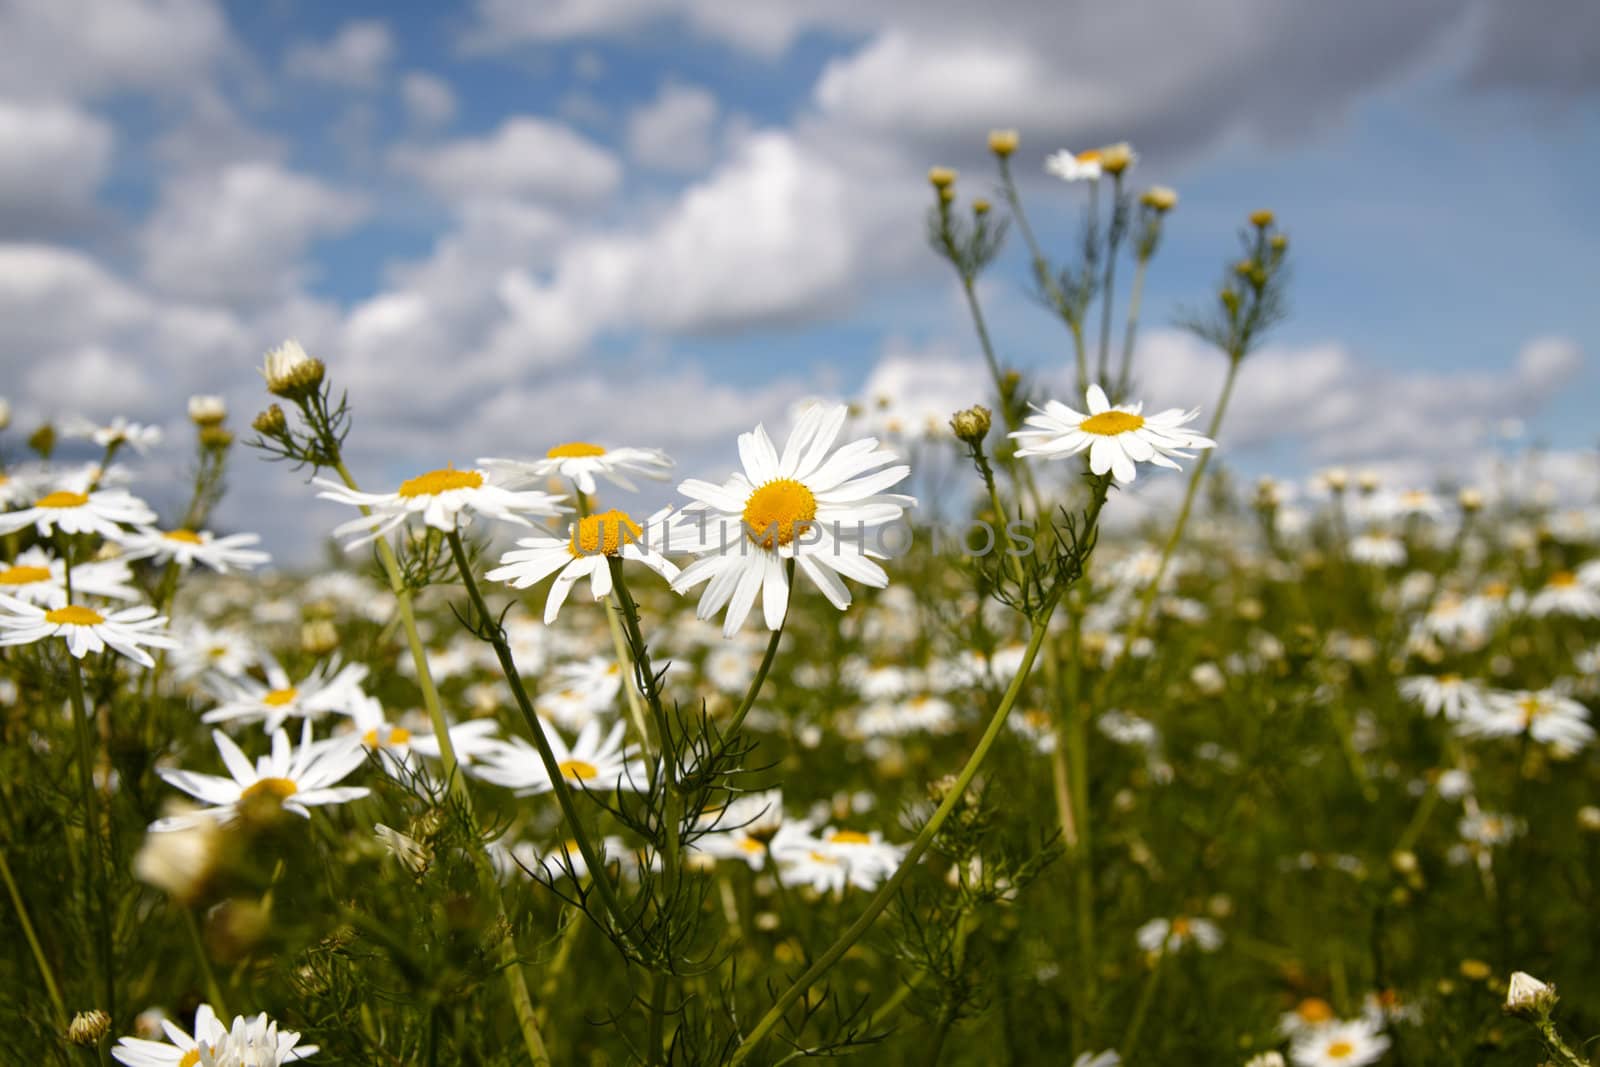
left=446, top=531, right=632, bottom=942
left=574, top=490, right=655, bottom=752
left=66, top=657, right=115, bottom=1025
left=1118, top=951, right=1165, bottom=1058
left=1113, top=253, right=1150, bottom=402
left=181, top=908, right=227, bottom=1017
left=1095, top=172, right=1125, bottom=387
left=332, top=463, right=550, bottom=1066
left=723, top=565, right=794, bottom=739
left=998, top=155, right=1087, bottom=396
left=0, top=847, right=67, bottom=1028
left=727, top=597, right=1065, bottom=1066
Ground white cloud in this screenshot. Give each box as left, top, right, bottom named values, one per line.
left=392, top=116, right=622, bottom=206
left=138, top=163, right=368, bottom=304
left=285, top=19, right=394, bottom=90
left=466, top=0, right=811, bottom=57
left=401, top=71, right=457, bottom=127
left=0, top=98, right=114, bottom=236
left=626, top=83, right=719, bottom=172
left=0, top=0, right=230, bottom=100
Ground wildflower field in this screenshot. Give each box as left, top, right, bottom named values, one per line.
left=2, top=128, right=1597, bottom=1067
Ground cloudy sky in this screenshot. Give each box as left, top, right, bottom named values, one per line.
left=2, top=0, right=1597, bottom=560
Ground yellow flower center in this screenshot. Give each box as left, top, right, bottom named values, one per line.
left=1438, top=673, right=1461, bottom=685
left=1548, top=570, right=1577, bottom=588
left=1079, top=411, right=1145, bottom=436
left=0, top=564, right=50, bottom=586
left=262, top=687, right=299, bottom=707
left=547, top=441, right=607, bottom=459
left=1326, top=1040, right=1354, bottom=1059
left=568, top=509, right=642, bottom=557
left=1482, top=581, right=1509, bottom=599
left=1170, top=916, right=1192, bottom=937
left=829, top=830, right=872, bottom=845
left=364, top=726, right=412, bottom=747
left=163, top=529, right=204, bottom=544
left=1518, top=696, right=1548, bottom=725
left=45, top=605, right=104, bottom=626
left=739, top=837, right=765, bottom=854
left=241, top=777, right=298, bottom=801
left=179, top=1049, right=203, bottom=1067
left=1076, top=149, right=1101, bottom=163
left=36, top=491, right=89, bottom=508
left=397, top=467, right=483, bottom=498
left=1297, top=997, right=1334, bottom=1023
left=558, top=760, right=598, bottom=780
left=742, top=479, right=817, bottom=549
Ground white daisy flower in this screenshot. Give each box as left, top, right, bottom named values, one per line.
left=170, top=625, right=259, bottom=682
left=0, top=546, right=141, bottom=608
left=691, top=788, right=786, bottom=870
left=0, top=595, right=175, bottom=668
left=1458, top=688, right=1594, bottom=752
left=1349, top=533, right=1406, bottom=568
left=1397, top=674, right=1488, bottom=721
left=1289, top=1018, right=1389, bottom=1067
left=315, top=465, right=566, bottom=548
left=481, top=442, right=674, bottom=496
left=1457, top=810, right=1525, bottom=847
left=62, top=415, right=163, bottom=455
left=1134, top=915, right=1224, bottom=956
left=1529, top=570, right=1600, bottom=618
left=0, top=485, right=156, bottom=539
left=1073, top=1054, right=1121, bottom=1067
left=773, top=823, right=905, bottom=894
left=486, top=507, right=679, bottom=623
left=1278, top=997, right=1338, bottom=1038
left=1010, top=384, right=1215, bottom=485
left=669, top=403, right=915, bottom=638
left=1045, top=147, right=1105, bottom=182
left=151, top=722, right=370, bottom=831
left=201, top=656, right=368, bottom=733
left=111, top=1003, right=317, bottom=1066
left=407, top=718, right=504, bottom=765
left=118, top=527, right=272, bottom=573
left=472, top=720, right=646, bottom=796
left=533, top=656, right=627, bottom=730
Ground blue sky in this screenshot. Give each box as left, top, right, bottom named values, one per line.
left=1, top=0, right=1596, bottom=558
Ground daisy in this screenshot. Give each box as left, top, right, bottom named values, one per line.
left=1528, top=570, right=1600, bottom=618
left=1045, top=148, right=1104, bottom=182
left=169, top=624, right=258, bottom=682
left=1397, top=674, right=1488, bottom=721
left=1349, top=533, right=1406, bottom=568
left=481, top=442, right=674, bottom=496
left=151, top=722, right=370, bottom=830
left=691, top=788, right=786, bottom=870
left=1134, top=915, right=1224, bottom=956
left=1278, top=997, right=1337, bottom=1038
left=315, top=465, right=565, bottom=548
left=201, top=656, right=368, bottom=733
left=0, top=485, right=155, bottom=539
left=535, top=656, right=627, bottom=730
left=111, top=1003, right=317, bottom=1066
left=0, top=546, right=141, bottom=608
left=63, top=415, right=163, bottom=455
left=1010, top=384, right=1215, bottom=485
left=669, top=402, right=915, bottom=637
left=118, top=527, right=272, bottom=573
left=774, top=824, right=905, bottom=893
left=0, top=595, right=175, bottom=668
left=486, top=508, right=679, bottom=623
left=1459, top=688, right=1593, bottom=752
left=472, top=720, right=646, bottom=796
left=1457, top=810, right=1525, bottom=847
left=1289, top=1018, right=1389, bottom=1067
left=407, top=718, right=505, bottom=765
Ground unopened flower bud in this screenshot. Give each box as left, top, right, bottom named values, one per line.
left=1250, top=209, right=1276, bottom=228
left=972, top=198, right=991, bottom=216
left=987, top=129, right=1019, bottom=157
left=1098, top=142, right=1135, bottom=175
left=1504, top=971, right=1556, bottom=1016
left=301, top=619, right=339, bottom=656
left=1270, top=233, right=1288, bottom=253
left=68, top=1009, right=111, bottom=1046
left=199, top=426, right=234, bottom=451
left=1141, top=185, right=1178, bottom=212
left=1358, top=469, right=1380, bottom=494
left=1220, top=288, right=1240, bottom=315
left=27, top=422, right=55, bottom=459
left=188, top=395, right=227, bottom=427
left=261, top=340, right=325, bottom=400
left=252, top=404, right=288, bottom=438
left=928, top=166, right=957, bottom=190
left=949, top=405, right=992, bottom=444
left=1458, top=488, right=1483, bottom=512
left=1323, top=467, right=1349, bottom=493
left=1578, top=804, right=1600, bottom=832
left=0, top=396, right=10, bottom=431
